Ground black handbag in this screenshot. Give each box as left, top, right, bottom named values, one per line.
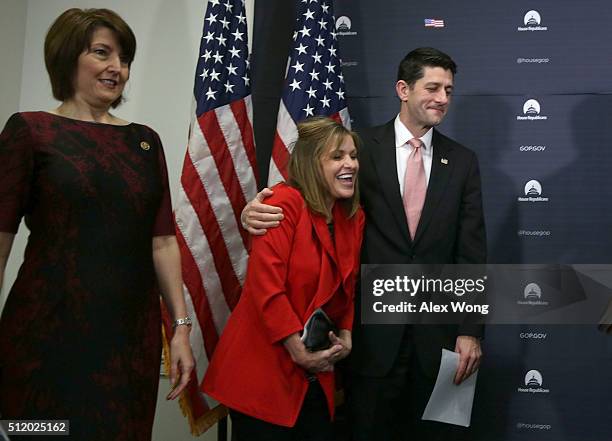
left=300, top=308, right=338, bottom=351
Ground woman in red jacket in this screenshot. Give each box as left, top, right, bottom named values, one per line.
left=203, top=116, right=364, bottom=440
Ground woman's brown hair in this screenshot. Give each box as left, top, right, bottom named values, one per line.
left=288, top=116, right=360, bottom=220
left=44, top=8, right=136, bottom=108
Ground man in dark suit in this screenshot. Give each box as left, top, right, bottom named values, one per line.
left=242, top=47, right=486, bottom=441
left=347, top=47, right=486, bottom=441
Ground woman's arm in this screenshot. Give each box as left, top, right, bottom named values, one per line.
left=0, top=232, right=15, bottom=290
left=152, top=235, right=194, bottom=400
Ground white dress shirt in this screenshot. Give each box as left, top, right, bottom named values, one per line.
left=394, top=115, right=434, bottom=196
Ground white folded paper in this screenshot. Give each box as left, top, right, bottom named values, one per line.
left=421, top=348, right=478, bottom=427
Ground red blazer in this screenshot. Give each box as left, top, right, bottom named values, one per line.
left=202, top=184, right=364, bottom=427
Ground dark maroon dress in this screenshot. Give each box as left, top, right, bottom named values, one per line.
left=0, top=112, right=175, bottom=440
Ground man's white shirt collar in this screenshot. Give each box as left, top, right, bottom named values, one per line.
left=394, top=115, right=433, bottom=154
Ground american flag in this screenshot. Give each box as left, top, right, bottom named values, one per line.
left=424, top=18, right=445, bottom=28
left=268, top=0, right=351, bottom=185
left=164, top=0, right=258, bottom=434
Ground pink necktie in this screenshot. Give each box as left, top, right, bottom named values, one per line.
left=403, top=138, right=427, bottom=239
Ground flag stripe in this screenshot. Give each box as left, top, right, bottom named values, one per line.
left=198, top=111, right=250, bottom=248
left=339, top=107, right=351, bottom=128
left=268, top=100, right=297, bottom=185
left=180, top=154, right=242, bottom=312
left=271, top=133, right=290, bottom=183
left=215, top=101, right=257, bottom=206
left=276, top=100, right=299, bottom=148
left=267, top=154, right=286, bottom=188
left=174, top=223, right=220, bottom=357
left=329, top=112, right=342, bottom=124
left=230, top=96, right=258, bottom=180
left=187, top=117, right=249, bottom=297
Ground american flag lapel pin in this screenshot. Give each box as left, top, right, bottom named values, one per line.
left=441, top=158, right=448, bottom=165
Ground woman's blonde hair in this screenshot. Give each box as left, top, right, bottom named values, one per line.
left=288, top=116, right=360, bottom=219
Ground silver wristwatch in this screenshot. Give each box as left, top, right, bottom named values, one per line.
left=172, top=316, right=193, bottom=328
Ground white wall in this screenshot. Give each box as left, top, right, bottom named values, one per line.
left=1, top=0, right=255, bottom=438
left=0, top=0, right=27, bottom=123
left=0, top=0, right=27, bottom=313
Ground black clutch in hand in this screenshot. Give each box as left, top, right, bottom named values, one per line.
left=300, top=308, right=338, bottom=352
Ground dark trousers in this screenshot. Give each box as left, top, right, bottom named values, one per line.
left=230, top=381, right=334, bottom=441
left=348, top=327, right=469, bottom=441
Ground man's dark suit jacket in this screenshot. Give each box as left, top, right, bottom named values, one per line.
left=350, top=119, right=487, bottom=379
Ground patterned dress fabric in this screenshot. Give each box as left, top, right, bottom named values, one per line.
left=0, top=112, right=174, bottom=440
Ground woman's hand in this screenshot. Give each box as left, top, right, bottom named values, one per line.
left=151, top=235, right=195, bottom=399
left=328, top=329, right=352, bottom=364
left=166, top=326, right=195, bottom=400
left=283, top=333, right=342, bottom=373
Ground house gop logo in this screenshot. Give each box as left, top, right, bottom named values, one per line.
left=518, top=10, right=548, bottom=31
left=517, top=283, right=549, bottom=306
left=336, top=16, right=357, bottom=36
left=525, top=369, right=543, bottom=387
left=518, top=180, right=549, bottom=202
left=517, top=99, right=548, bottom=121
left=518, top=369, right=550, bottom=393
left=523, top=99, right=540, bottom=115
left=524, top=10, right=541, bottom=26
left=525, top=283, right=541, bottom=300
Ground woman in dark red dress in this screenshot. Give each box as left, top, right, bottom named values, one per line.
left=0, top=9, right=193, bottom=440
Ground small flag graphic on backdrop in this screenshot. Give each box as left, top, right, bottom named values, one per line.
left=424, top=18, right=445, bottom=28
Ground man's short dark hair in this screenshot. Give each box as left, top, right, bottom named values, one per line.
left=396, top=47, right=457, bottom=87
